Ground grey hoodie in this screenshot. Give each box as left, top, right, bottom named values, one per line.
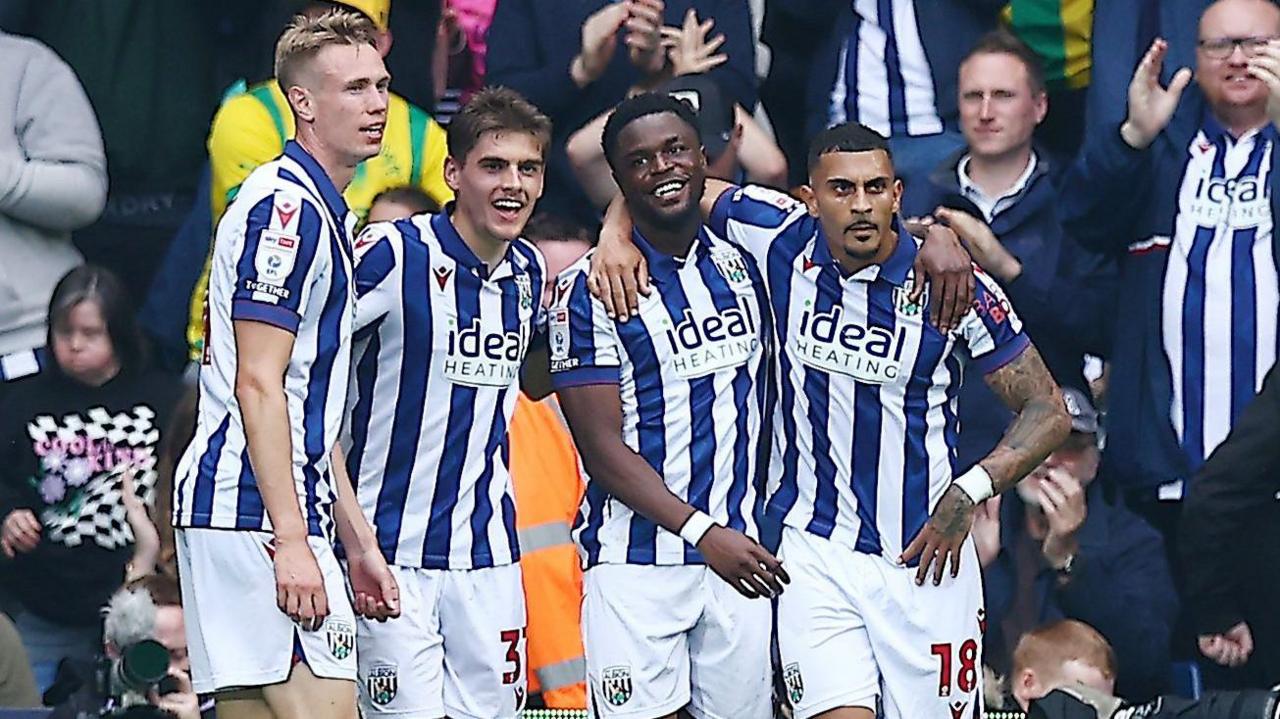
left=0, top=31, right=107, bottom=354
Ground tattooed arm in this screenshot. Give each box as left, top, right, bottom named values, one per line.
left=902, top=345, right=1070, bottom=585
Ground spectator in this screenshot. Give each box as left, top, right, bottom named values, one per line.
left=759, top=0, right=841, bottom=187
left=184, top=0, right=454, bottom=362
left=431, top=0, right=499, bottom=123
left=1001, top=0, right=1095, bottom=159
left=1060, top=0, right=1280, bottom=565
left=1008, top=619, right=1118, bottom=712
left=567, top=73, right=787, bottom=210
left=1182, top=361, right=1280, bottom=684
left=366, top=185, right=441, bottom=224
left=16, top=3, right=237, bottom=310
left=0, top=266, right=181, bottom=692
left=0, top=30, right=107, bottom=358
left=0, top=613, right=39, bottom=709
left=486, top=0, right=757, bottom=226
left=805, top=0, right=1002, bottom=194
left=903, top=30, right=1117, bottom=471
left=978, top=388, right=1178, bottom=701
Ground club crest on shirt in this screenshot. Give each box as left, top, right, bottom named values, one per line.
left=783, top=662, right=804, bottom=705
left=601, top=665, right=632, bottom=706
left=711, top=248, right=752, bottom=289
left=515, top=273, right=533, bottom=311
left=365, top=664, right=398, bottom=705
left=894, top=278, right=926, bottom=317
left=325, top=619, right=354, bottom=660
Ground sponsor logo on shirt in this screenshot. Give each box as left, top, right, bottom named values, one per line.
left=791, top=303, right=908, bottom=383
left=444, top=317, right=531, bottom=387
left=660, top=295, right=760, bottom=379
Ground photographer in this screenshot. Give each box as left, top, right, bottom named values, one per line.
left=49, top=573, right=207, bottom=719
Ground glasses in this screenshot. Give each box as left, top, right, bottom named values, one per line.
left=1197, top=35, right=1278, bottom=59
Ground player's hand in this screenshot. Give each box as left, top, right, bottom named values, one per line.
left=697, top=525, right=790, bottom=599
left=1, top=509, right=41, bottom=558
left=149, top=670, right=202, bottom=719
left=1199, top=622, right=1255, bottom=668
left=589, top=226, right=651, bottom=321
left=625, top=0, right=668, bottom=76
left=347, top=545, right=401, bottom=621
left=661, top=9, right=727, bottom=77
left=933, top=207, right=1022, bottom=283
left=912, top=223, right=974, bottom=333
left=901, top=484, right=976, bottom=586
left=1122, top=38, right=1192, bottom=149
left=1037, top=468, right=1085, bottom=568
left=971, top=494, right=1002, bottom=569
left=575, top=3, right=630, bottom=87
left=1247, top=40, right=1280, bottom=129
left=273, top=535, right=329, bottom=631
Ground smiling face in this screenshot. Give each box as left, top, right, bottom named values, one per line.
left=295, top=42, right=390, bottom=166
left=612, top=111, right=708, bottom=231
left=802, top=149, right=903, bottom=271
left=1197, top=0, right=1280, bottom=119
left=958, top=51, right=1047, bottom=161
left=446, top=129, right=546, bottom=246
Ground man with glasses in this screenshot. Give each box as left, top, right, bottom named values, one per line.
left=1060, top=0, right=1280, bottom=685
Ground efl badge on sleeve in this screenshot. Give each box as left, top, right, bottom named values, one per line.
left=366, top=664, right=398, bottom=706
left=783, top=662, right=804, bottom=705
left=550, top=308, right=571, bottom=362
left=601, top=665, right=632, bottom=706
left=325, top=619, right=354, bottom=661
left=254, top=231, right=300, bottom=286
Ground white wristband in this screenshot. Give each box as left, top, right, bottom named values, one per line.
left=679, top=510, right=716, bottom=546
left=953, top=465, right=995, bottom=504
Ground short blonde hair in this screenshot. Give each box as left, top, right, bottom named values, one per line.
left=1013, top=620, right=1117, bottom=682
left=274, top=8, right=379, bottom=94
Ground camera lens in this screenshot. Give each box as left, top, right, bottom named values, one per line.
left=117, top=640, right=169, bottom=691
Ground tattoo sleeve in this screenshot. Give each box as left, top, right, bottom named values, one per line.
left=980, top=344, right=1072, bottom=494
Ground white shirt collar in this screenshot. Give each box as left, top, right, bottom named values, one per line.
left=957, top=152, right=1038, bottom=222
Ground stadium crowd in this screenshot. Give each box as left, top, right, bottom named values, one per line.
left=0, top=0, right=1278, bottom=717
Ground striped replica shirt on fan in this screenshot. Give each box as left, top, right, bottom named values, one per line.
left=827, top=0, right=944, bottom=138
left=549, top=226, right=772, bottom=567
left=1163, top=121, right=1278, bottom=474
left=708, top=184, right=1029, bottom=563
left=343, top=210, right=547, bottom=570
left=174, top=140, right=356, bottom=540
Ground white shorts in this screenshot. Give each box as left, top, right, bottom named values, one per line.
left=776, top=527, right=985, bottom=719
left=176, top=528, right=357, bottom=694
left=355, top=563, right=527, bottom=719
left=583, top=563, right=772, bottom=719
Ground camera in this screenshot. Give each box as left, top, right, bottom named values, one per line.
left=1029, top=684, right=1280, bottom=719
left=100, top=639, right=173, bottom=717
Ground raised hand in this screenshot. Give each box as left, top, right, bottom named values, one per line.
left=573, top=3, right=630, bottom=88
left=1247, top=40, right=1280, bottom=128
left=1199, top=622, right=1255, bottom=668
left=1122, top=38, right=1193, bottom=149
left=661, top=9, right=727, bottom=77
left=624, top=0, right=668, bottom=76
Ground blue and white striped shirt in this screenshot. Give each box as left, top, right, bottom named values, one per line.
left=1163, top=120, right=1278, bottom=474
left=174, top=140, right=356, bottom=539
left=550, top=227, right=771, bottom=567
left=709, top=185, right=1028, bottom=561
left=344, top=210, right=547, bottom=570
left=828, top=0, right=943, bottom=138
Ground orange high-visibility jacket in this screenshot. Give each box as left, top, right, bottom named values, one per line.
left=509, top=395, right=587, bottom=708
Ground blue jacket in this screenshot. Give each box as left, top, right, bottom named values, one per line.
left=984, top=483, right=1178, bottom=701
left=805, top=0, right=1002, bottom=139
left=905, top=149, right=1117, bottom=469
left=1059, top=95, right=1280, bottom=491
left=486, top=0, right=757, bottom=226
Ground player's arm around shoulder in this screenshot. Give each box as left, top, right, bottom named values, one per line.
left=519, top=240, right=554, bottom=400
left=351, top=219, right=407, bottom=335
